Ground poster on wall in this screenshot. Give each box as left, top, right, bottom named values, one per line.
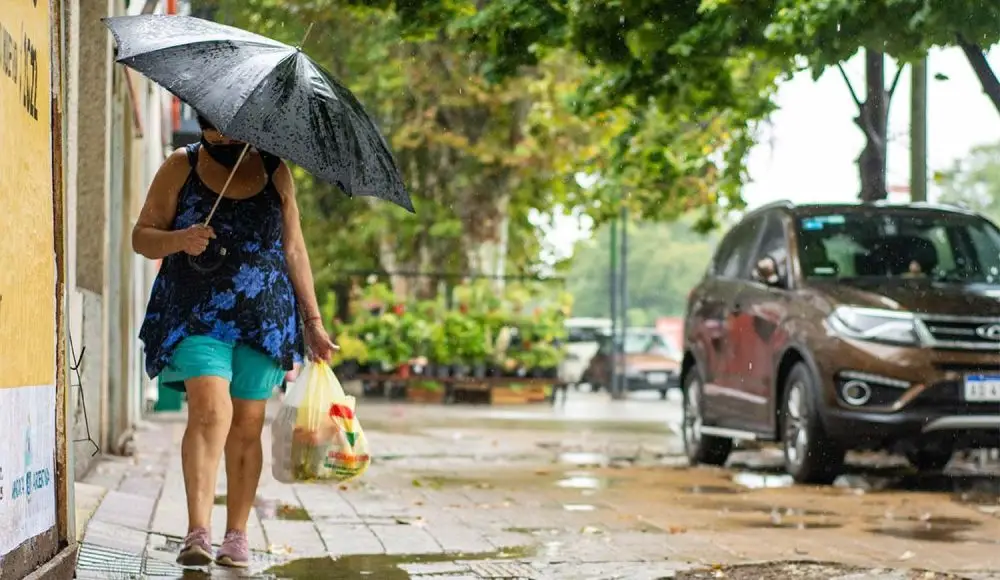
left=0, top=0, right=56, bottom=388
left=0, top=386, right=56, bottom=556
left=0, top=0, right=58, bottom=558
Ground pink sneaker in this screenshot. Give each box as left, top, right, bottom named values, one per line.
left=216, top=529, right=250, bottom=568
left=176, top=527, right=213, bottom=567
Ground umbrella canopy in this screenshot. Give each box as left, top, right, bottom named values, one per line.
left=103, top=14, right=412, bottom=212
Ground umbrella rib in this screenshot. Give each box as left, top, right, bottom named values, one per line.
left=116, top=38, right=288, bottom=63
left=221, top=52, right=299, bottom=138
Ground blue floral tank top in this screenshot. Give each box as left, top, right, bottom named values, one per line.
left=140, top=143, right=304, bottom=379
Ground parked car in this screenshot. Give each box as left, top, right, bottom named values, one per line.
left=682, top=201, right=1000, bottom=483
left=559, top=317, right=612, bottom=388
left=582, top=328, right=681, bottom=398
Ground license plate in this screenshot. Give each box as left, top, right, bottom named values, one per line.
left=964, top=375, right=1000, bottom=402
left=647, top=372, right=668, bottom=385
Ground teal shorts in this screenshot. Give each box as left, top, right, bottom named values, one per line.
left=159, top=336, right=285, bottom=401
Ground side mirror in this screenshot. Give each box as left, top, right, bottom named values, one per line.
left=752, top=256, right=783, bottom=287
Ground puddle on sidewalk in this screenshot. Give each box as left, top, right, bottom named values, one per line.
left=732, top=472, right=794, bottom=490
left=685, top=484, right=743, bottom=495
left=834, top=471, right=1000, bottom=506
left=410, top=475, right=495, bottom=490
left=866, top=514, right=987, bottom=543
left=555, top=471, right=609, bottom=490
left=557, top=452, right=609, bottom=468
left=263, top=547, right=532, bottom=579
left=216, top=495, right=313, bottom=521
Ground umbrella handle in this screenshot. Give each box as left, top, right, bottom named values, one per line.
left=203, top=142, right=252, bottom=226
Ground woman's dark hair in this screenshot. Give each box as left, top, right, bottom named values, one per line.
left=196, top=114, right=216, bottom=132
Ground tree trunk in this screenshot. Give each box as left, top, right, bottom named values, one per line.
left=463, top=192, right=511, bottom=293
left=958, top=36, right=1000, bottom=116
left=857, top=50, right=889, bottom=202
left=377, top=235, right=410, bottom=298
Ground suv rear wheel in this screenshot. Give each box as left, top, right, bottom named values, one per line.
left=781, top=363, right=845, bottom=484
left=682, top=368, right=732, bottom=466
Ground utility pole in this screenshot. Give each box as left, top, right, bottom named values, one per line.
left=608, top=220, right=619, bottom=398
left=615, top=206, right=629, bottom=401
left=910, top=58, right=928, bottom=202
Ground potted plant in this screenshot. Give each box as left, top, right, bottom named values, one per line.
left=398, top=303, right=432, bottom=376
left=331, top=331, right=368, bottom=378
left=429, top=322, right=454, bottom=378
left=530, top=342, right=565, bottom=378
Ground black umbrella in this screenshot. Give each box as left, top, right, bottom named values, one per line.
left=103, top=14, right=412, bottom=213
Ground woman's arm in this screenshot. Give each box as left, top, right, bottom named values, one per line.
left=132, top=148, right=213, bottom=260
left=274, top=162, right=321, bottom=321
left=274, top=162, right=337, bottom=360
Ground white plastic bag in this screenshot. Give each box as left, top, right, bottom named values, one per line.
left=271, top=361, right=371, bottom=483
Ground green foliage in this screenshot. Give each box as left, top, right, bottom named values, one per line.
left=335, top=280, right=567, bottom=370
left=937, top=141, right=1000, bottom=224
left=566, top=218, right=720, bottom=321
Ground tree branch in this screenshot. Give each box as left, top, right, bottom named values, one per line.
left=887, top=63, right=905, bottom=101
left=958, top=35, right=1000, bottom=115
left=837, top=63, right=863, bottom=109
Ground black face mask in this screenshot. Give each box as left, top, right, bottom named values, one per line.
left=200, top=138, right=247, bottom=169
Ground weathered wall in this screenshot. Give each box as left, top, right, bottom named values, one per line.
left=72, top=291, right=105, bottom=480
left=0, top=0, right=62, bottom=575
left=75, top=0, right=112, bottom=295
left=69, top=0, right=113, bottom=479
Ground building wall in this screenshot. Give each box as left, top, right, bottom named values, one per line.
left=65, top=0, right=166, bottom=479
left=0, top=0, right=64, bottom=575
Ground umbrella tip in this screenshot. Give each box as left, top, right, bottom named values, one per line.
left=297, top=23, right=315, bottom=51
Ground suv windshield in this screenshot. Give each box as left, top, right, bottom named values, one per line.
left=796, top=211, right=1000, bottom=285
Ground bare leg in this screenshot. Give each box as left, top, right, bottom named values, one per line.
left=224, top=398, right=267, bottom=532
left=182, top=376, right=233, bottom=530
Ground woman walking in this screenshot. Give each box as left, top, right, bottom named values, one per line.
left=133, top=114, right=336, bottom=568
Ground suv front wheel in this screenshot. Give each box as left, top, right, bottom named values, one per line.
left=781, top=363, right=845, bottom=484
left=682, top=368, right=732, bottom=466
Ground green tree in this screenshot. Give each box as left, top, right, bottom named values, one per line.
left=937, top=141, right=1000, bottom=224
left=565, top=219, right=719, bottom=321
left=211, top=0, right=618, bottom=298
left=406, top=0, right=1000, bottom=204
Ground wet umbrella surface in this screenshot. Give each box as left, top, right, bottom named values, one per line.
left=103, top=14, right=412, bottom=212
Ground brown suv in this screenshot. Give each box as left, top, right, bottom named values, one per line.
left=682, top=202, right=1000, bottom=483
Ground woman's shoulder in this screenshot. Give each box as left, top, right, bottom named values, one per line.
left=159, top=147, right=195, bottom=179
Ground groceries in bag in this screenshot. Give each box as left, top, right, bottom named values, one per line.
left=271, top=361, right=371, bottom=483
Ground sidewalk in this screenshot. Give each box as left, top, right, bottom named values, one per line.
left=72, top=398, right=1000, bottom=579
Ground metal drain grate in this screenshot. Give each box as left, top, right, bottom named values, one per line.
left=77, top=541, right=289, bottom=579
left=467, top=560, right=541, bottom=579
left=76, top=543, right=148, bottom=577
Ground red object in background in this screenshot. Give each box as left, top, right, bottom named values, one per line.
left=393, top=304, right=405, bottom=315
left=459, top=303, right=469, bottom=314
left=655, top=317, right=684, bottom=350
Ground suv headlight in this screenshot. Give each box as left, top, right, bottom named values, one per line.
left=827, top=306, right=920, bottom=346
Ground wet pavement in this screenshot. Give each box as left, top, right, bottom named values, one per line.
left=73, top=391, right=1000, bottom=579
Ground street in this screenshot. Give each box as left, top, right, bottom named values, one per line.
left=73, top=391, right=1000, bottom=579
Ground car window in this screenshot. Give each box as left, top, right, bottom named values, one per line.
left=753, top=213, right=789, bottom=281
left=566, top=327, right=604, bottom=343
left=713, top=216, right=763, bottom=279
left=796, top=211, right=1000, bottom=284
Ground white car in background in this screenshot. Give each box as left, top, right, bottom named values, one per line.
left=559, top=317, right=612, bottom=387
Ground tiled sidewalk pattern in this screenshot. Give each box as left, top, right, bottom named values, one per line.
left=73, top=409, right=1000, bottom=579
